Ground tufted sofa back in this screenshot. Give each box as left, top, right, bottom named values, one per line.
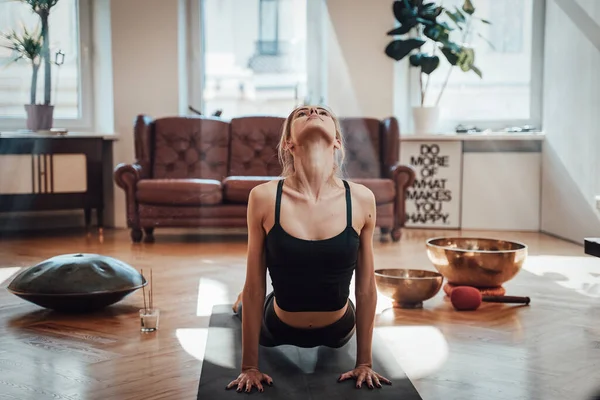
left=228, top=116, right=285, bottom=177
left=151, top=117, right=230, bottom=181
left=134, top=114, right=399, bottom=181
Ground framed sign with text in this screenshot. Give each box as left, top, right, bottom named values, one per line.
left=400, top=141, right=463, bottom=229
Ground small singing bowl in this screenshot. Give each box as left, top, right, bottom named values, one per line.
left=374, top=269, right=444, bottom=309
left=425, top=237, right=528, bottom=288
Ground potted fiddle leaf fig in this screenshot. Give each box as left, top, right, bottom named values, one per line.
left=18, top=0, right=61, bottom=131
left=1, top=24, right=43, bottom=112
left=385, top=0, right=490, bottom=134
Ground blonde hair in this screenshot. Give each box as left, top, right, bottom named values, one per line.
left=277, top=105, right=346, bottom=178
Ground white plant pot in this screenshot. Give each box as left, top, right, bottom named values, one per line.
left=412, top=106, right=440, bottom=135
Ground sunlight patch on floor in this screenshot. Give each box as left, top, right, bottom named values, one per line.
left=375, top=325, right=449, bottom=380
left=197, top=277, right=230, bottom=317
left=176, top=327, right=237, bottom=370
left=524, top=255, right=600, bottom=298
left=0, top=267, right=21, bottom=286
left=177, top=277, right=235, bottom=370
left=176, top=328, right=208, bottom=361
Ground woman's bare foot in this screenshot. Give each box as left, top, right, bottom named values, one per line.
left=232, top=291, right=242, bottom=313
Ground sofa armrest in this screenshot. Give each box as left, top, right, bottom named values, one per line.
left=114, top=163, right=143, bottom=228
left=389, top=163, right=416, bottom=239
left=390, top=163, right=416, bottom=190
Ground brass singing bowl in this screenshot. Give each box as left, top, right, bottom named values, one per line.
left=425, top=237, right=528, bottom=287
left=374, top=269, right=444, bottom=309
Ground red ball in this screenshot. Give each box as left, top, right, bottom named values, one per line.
left=450, top=286, right=482, bottom=311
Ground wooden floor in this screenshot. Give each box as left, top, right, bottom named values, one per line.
left=1, top=227, right=600, bottom=400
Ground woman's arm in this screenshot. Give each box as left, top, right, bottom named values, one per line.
left=241, top=186, right=268, bottom=371
left=354, top=188, right=378, bottom=368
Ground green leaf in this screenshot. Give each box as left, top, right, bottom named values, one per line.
left=479, top=18, right=492, bottom=24
left=424, top=24, right=449, bottom=42
left=457, top=47, right=475, bottom=72
left=420, top=55, right=440, bottom=74
left=462, top=0, right=475, bottom=15
left=415, top=17, right=435, bottom=26
left=445, top=10, right=464, bottom=30
left=393, top=0, right=416, bottom=23
left=409, top=53, right=423, bottom=67
left=441, top=47, right=459, bottom=65
left=420, top=5, right=443, bottom=20
left=453, top=7, right=466, bottom=22
left=387, top=23, right=416, bottom=35
left=441, top=40, right=462, bottom=53
left=437, top=21, right=454, bottom=31
left=470, top=65, right=482, bottom=78
left=385, top=38, right=426, bottom=61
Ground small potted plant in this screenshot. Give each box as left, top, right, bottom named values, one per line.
left=1, top=24, right=43, bottom=127
left=7, top=0, right=61, bottom=131
left=385, top=0, right=490, bottom=134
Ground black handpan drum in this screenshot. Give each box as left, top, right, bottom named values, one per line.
left=7, top=253, right=146, bottom=313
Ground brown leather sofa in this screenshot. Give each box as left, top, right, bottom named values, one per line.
left=114, top=115, right=416, bottom=243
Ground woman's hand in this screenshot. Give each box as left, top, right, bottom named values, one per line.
left=338, top=365, right=392, bottom=389
left=226, top=368, right=273, bottom=393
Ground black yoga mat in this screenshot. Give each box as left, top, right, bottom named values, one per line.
left=197, top=304, right=422, bottom=399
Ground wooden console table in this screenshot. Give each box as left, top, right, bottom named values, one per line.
left=584, top=238, right=600, bottom=258
left=0, top=133, right=115, bottom=231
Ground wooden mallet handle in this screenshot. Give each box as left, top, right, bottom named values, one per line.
left=482, top=295, right=530, bottom=305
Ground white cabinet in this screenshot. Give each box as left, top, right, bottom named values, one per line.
left=460, top=152, right=541, bottom=231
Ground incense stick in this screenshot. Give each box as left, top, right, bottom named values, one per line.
left=141, top=268, right=147, bottom=312
left=150, top=269, right=154, bottom=310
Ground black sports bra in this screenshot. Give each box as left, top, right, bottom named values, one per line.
left=264, top=179, right=360, bottom=312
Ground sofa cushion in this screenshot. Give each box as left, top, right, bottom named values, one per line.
left=139, top=204, right=247, bottom=219
left=349, top=178, right=395, bottom=204
left=223, top=176, right=281, bottom=203
left=152, top=117, right=230, bottom=181
left=136, top=179, right=222, bottom=206
left=228, top=117, right=285, bottom=176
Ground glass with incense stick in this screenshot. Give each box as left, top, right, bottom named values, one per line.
left=140, top=268, right=159, bottom=332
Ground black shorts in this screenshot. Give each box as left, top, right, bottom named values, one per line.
left=236, top=291, right=356, bottom=348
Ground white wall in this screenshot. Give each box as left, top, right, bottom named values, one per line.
left=325, top=0, right=395, bottom=120
left=540, top=0, right=600, bottom=242
left=110, top=0, right=188, bottom=228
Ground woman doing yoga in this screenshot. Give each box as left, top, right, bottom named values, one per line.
left=226, top=105, right=391, bottom=393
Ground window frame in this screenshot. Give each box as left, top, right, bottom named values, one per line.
left=398, top=0, right=546, bottom=133
left=0, top=0, right=94, bottom=132
left=258, top=0, right=280, bottom=56
left=189, top=0, right=328, bottom=117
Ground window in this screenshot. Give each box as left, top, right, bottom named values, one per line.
left=402, top=0, right=544, bottom=131
left=258, top=0, right=280, bottom=55
left=197, top=0, right=326, bottom=119
left=0, top=0, right=92, bottom=129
